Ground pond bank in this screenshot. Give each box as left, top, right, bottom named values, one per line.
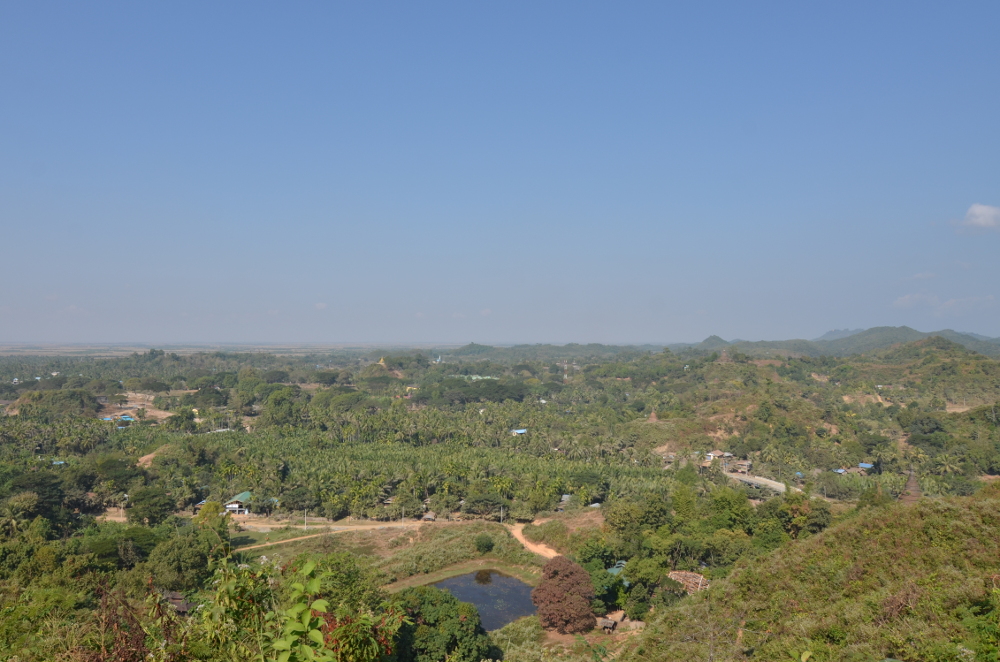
left=384, top=558, right=541, bottom=593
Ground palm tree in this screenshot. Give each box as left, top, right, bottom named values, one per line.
left=934, top=454, right=962, bottom=475
left=760, top=445, right=781, bottom=465
left=900, top=447, right=928, bottom=473
left=871, top=446, right=898, bottom=474
left=0, top=493, right=36, bottom=537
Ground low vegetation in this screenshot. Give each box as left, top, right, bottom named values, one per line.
left=625, top=485, right=1000, bottom=661
left=378, top=522, right=537, bottom=584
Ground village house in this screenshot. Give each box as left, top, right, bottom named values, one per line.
left=225, top=491, right=251, bottom=515
left=731, top=459, right=752, bottom=474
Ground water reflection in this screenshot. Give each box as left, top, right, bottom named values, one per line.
left=433, top=570, right=536, bottom=630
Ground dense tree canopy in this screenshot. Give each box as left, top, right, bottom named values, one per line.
left=532, top=556, right=595, bottom=634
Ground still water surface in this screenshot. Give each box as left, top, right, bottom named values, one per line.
left=432, top=570, right=536, bottom=631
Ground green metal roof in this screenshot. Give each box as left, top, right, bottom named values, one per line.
left=226, top=491, right=251, bottom=504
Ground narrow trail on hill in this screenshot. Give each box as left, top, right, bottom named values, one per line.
left=508, top=523, right=559, bottom=559
left=899, top=473, right=923, bottom=503
left=137, top=445, right=168, bottom=468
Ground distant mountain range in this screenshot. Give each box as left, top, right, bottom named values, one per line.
left=812, top=328, right=865, bottom=341
left=432, top=327, right=1000, bottom=363
left=666, top=326, right=1000, bottom=358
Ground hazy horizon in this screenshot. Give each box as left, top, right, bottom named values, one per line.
left=2, top=3, right=998, bottom=344
left=0, top=325, right=996, bottom=353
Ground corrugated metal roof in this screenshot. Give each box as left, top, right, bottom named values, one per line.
left=226, top=491, right=252, bottom=504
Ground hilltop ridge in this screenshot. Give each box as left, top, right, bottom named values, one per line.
left=666, top=325, right=1000, bottom=358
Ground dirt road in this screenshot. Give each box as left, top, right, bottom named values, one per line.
left=508, top=523, right=558, bottom=559
left=232, top=518, right=565, bottom=559
left=137, top=445, right=169, bottom=468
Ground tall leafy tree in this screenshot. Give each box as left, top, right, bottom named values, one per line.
left=531, top=556, right=595, bottom=634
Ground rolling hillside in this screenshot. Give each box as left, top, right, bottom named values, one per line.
left=626, top=485, right=1000, bottom=662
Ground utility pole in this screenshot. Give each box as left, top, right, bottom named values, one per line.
left=304, top=510, right=307, bottom=530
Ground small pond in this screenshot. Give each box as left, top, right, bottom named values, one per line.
left=432, top=570, right=536, bottom=630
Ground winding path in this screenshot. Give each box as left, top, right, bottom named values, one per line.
left=507, top=523, right=559, bottom=559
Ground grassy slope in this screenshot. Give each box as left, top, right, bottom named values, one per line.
left=378, top=521, right=540, bottom=584
left=625, top=486, right=1000, bottom=662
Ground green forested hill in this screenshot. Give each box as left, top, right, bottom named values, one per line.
left=817, top=327, right=1000, bottom=357
left=626, top=485, right=1000, bottom=662
left=670, top=326, right=1000, bottom=358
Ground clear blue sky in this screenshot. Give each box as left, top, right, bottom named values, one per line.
left=2, top=2, right=998, bottom=344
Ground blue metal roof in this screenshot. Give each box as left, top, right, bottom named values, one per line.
left=858, top=463, right=874, bottom=469
left=607, top=561, right=630, bottom=586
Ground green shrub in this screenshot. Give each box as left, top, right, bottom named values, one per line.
left=393, top=586, right=494, bottom=662
left=475, top=533, right=495, bottom=554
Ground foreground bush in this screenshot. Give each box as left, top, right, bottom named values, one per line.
left=486, top=616, right=593, bottom=662
left=393, top=586, right=495, bottom=662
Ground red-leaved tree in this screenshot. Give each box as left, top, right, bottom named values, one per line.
left=531, top=556, right=595, bottom=634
